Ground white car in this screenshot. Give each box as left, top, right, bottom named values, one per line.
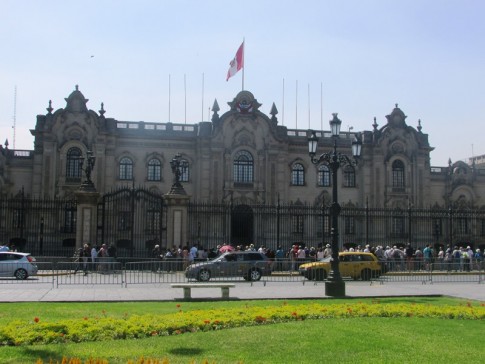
left=0, top=252, right=38, bottom=280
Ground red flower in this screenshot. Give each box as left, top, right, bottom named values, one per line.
left=204, top=320, right=210, bottom=324
left=176, top=304, right=181, bottom=308
left=292, top=312, right=298, bottom=317
left=33, top=317, right=39, bottom=323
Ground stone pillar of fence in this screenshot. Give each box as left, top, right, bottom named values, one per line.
left=164, top=193, right=190, bottom=249
left=74, top=190, right=100, bottom=250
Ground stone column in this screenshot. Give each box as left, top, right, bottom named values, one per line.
left=74, top=190, right=100, bottom=250
left=164, top=193, right=190, bottom=249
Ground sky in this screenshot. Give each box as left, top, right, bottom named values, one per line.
left=1, top=0, right=484, bottom=167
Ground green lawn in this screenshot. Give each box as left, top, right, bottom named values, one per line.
left=0, top=297, right=483, bottom=364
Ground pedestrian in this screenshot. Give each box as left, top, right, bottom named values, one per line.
left=474, top=249, right=483, bottom=270
left=91, top=245, right=98, bottom=271
left=275, top=246, right=285, bottom=271
left=152, top=245, right=161, bottom=272
left=423, top=244, right=433, bottom=271
left=82, top=243, right=91, bottom=274
left=437, top=247, right=444, bottom=271
left=98, top=244, right=109, bottom=272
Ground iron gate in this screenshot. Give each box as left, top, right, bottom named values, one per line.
left=97, top=187, right=167, bottom=257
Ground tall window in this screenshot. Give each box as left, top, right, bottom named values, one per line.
left=392, top=160, right=405, bottom=188
left=119, top=157, right=133, bottom=180
left=179, top=159, right=189, bottom=182
left=343, top=165, right=355, bottom=187
left=318, top=164, right=331, bottom=187
left=344, top=216, right=355, bottom=234
left=63, top=202, right=77, bottom=233
left=147, top=158, right=161, bottom=181
left=233, top=150, right=253, bottom=184
left=291, top=163, right=305, bottom=186
left=66, top=147, right=82, bottom=181
left=392, top=216, right=405, bottom=237
left=291, top=215, right=304, bottom=234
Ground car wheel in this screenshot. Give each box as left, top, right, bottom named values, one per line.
left=361, top=268, right=372, bottom=281
left=197, top=269, right=211, bottom=282
left=14, top=268, right=28, bottom=280
left=248, top=268, right=262, bottom=281
left=314, top=269, right=327, bottom=281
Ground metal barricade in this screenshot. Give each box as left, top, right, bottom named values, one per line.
left=55, top=261, right=124, bottom=286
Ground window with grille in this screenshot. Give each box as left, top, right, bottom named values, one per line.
left=392, top=216, right=405, bottom=237
left=291, top=215, right=304, bottom=234
left=343, top=165, right=355, bottom=187
left=392, top=160, right=405, bottom=188
left=291, top=163, right=305, bottom=186
left=66, top=147, right=82, bottom=181
left=317, top=164, right=331, bottom=187
left=147, top=159, right=161, bottom=181
left=146, top=210, right=161, bottom=233
left=233, top=150, right=253, bottom=184
left=63, top=204, right=76, bottom=233
left=344, top=216, right=355, bottom=234
left=119, top=157, right=133, bottom=180
left=118, top=211, right=132, bottom=231
left=179, top=159, right=189, bottom=182
left=456, top=218, right=468, bottom=235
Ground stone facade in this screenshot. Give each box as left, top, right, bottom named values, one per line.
left=1, top=86, right=485, bottom=211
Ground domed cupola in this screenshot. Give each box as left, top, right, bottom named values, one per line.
left=386, top=103, right=407, bottom=128
left=64, top=85, right=89, bottom=113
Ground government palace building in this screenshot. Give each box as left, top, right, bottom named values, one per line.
left=1, top=86, right=485, bottom=255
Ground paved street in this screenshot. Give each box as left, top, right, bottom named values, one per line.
left=0, top=280, right=483, bottom=302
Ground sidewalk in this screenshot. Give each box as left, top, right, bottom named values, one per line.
left=0, top=281, right=483, bottom=302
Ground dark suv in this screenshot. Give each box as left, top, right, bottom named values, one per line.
left=185, top=251, right=271, bottom=282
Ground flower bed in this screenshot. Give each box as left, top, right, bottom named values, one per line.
left=3, top=301, right=484, bottom=347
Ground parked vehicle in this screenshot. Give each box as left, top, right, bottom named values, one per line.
left=185, top=251, right=271, bottom=282
left=0, top=252, right=38, bottom=280
left=299, top=252, right=382, bottom=281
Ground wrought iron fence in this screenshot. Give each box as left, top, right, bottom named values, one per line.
left=188, top=202, right=485, bottom=252
left=2, top=191, right=485, bottom=258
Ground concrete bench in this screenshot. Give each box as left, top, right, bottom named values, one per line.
left=171, top=283, right=235, bottom=300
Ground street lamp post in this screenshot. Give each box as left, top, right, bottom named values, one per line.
left=308, top=113, right=362, bottom=297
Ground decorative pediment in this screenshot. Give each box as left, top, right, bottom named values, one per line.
left=227, top=90, right=262, bottom=114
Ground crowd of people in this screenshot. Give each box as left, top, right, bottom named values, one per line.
left=148, top=241, right=484, bottom=273
left=74, top=242, right=117, bottom=274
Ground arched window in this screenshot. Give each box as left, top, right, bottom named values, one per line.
left=392, top=160, right=405, bottom=188
left=147, top=159, right=161, bottom=181
left=233, top=150, right=253, bottom=184
left=343, top=165, right=355, bottom=187
left=291, top=163, right=305, bottom=186
left=317, top=164, right=331, bottom=187
left=66, top=147, right=82, bottom=181
left=179, top=159, right=189, bottom=182
left=119, top=157, right=133, bottom=180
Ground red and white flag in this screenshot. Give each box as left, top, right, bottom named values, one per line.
left=226, top=42, right=244, bottom=81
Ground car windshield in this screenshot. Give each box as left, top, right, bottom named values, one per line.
left=317, top=257, right=332, bottom=262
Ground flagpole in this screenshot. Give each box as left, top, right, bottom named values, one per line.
left=242, top=38, right=245, bottom=91
left=308, top=83, right=310, bottom=129
left=184, top=74, right=187, bottom=124
left=168, top=74, right=171, bottom=122
left=201, top=73, right=204, bottom=121
left=282, top=78, right=285, bottom=126
left=295, top=80, right=298, bottom=130
left=320, top=82, right=323, bottom=131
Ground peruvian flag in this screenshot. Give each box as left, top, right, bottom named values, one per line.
left=226, top=42, right=244, bottom=81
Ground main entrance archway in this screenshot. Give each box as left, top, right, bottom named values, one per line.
left=231, top=204, right=253, bottom=245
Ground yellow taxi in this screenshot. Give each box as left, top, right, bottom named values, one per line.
left=299, top=252, right=383, bottom=281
